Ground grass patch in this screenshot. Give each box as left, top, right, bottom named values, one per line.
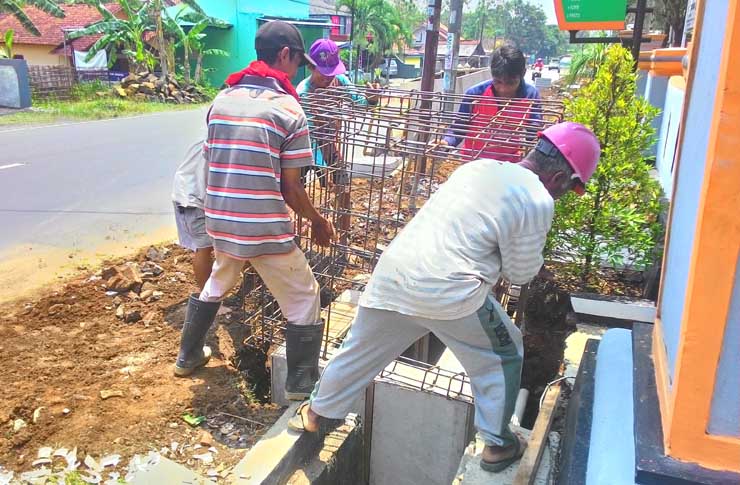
left=0, top=80, right=210, bottom=126
left=0, top=98, right=207, bottom=126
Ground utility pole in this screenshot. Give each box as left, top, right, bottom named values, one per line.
left=443, top=0, right=463, bottom=97
left=478, top=0, right=488, bottom=44
left=631, top=0, right=648, bottom=66
left=420, top=0, right=442, bottom=94
left=350, top=0, right=357, bottom=82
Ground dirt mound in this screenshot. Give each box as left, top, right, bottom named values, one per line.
left=0, top=244, right=282, bottom=479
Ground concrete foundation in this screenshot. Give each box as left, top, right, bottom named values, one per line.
left=370, top=379, right=475, bottom=485
left=285, top=416, right=365, bottom=485
left=232, top=403, right=363, bottom=485
left=570, top=293, right=656, bottom=328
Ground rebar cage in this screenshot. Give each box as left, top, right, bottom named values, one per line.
left=240, top=84, right=564, bottom=394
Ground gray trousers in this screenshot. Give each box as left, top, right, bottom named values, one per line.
left=310, top=295, right=524, bottom=447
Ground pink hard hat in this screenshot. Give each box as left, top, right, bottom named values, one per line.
left=538, top=122, right=600, bottom=195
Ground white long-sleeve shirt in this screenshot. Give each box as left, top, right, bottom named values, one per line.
left=171, top=139, right=208, bottom=209
left=359, top=159, right=554, bottom=320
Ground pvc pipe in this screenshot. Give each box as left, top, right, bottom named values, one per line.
left=510, top=388, right=529, bottom=427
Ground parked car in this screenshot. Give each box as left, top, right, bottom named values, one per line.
left=547, top=59, right=560, bottom=72
left=379, top=59, right=398, bottom=77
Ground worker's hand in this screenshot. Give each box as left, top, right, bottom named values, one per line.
left=311, top=216, right=335, bottom=247
left=431, top=139, right=450, bottom=152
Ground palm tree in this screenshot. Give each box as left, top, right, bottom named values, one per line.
left=0, top=0, right=64, bottom=37
left=68, top=0, right=155, bottom=72
left=564, top=42, right=608, bottom=86
left=338, top=0, right=410, bottom=81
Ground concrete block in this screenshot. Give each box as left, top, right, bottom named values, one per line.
left=0, top=59, right=31, bottom=109
left=350, top=154, right=404, bottom=178
left=129, top=455, right=214, bottom=485
left=369, top=360, right=475, bottom=485
left=452, top=428, right=560, bottom=485
left=571, top=292, right=656, bottom=328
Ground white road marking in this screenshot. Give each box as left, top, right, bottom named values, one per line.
left=0, top=163, right=25, bottom=170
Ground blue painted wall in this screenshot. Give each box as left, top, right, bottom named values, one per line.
left=708, top=253, right=740, bottom=437
left=654, top=79, right=685, bottom=197
left=644, top=74, right=669, bottom=158
left=659, top=0, right=728, bottom=386
left=636, top=70, right=647, bottom=98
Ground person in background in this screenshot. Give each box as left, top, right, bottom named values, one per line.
left=441, top=44, right=542, bottom=162
left=171, top=138, right=212, bottom=290
left=297, top=38, right=367, bottom=186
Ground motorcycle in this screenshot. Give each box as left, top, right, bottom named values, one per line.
left=531, top=65, right=543, bottom=81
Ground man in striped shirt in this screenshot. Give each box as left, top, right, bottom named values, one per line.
left=174, top=21, right=334, bottom=403
left=288, top=122, right=601, bottom=473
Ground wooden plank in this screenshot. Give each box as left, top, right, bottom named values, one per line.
left=512, top=382, right=562, bottom=485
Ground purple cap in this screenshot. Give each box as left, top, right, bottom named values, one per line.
left=309, top=38, right=346, bottom=77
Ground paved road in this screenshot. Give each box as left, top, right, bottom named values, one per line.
left=0, top=109, right=206, bottom=296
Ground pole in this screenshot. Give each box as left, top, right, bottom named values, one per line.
left=350, top=0, right=357, bottom=82
left=443, top=0, right=463, bottom=97
left=631, top=0, right=648, bottom=66
left=420, top=0, right=442, bottom=94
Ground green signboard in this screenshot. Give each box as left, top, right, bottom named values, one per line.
left=563, top=0, right=626, bottom=23
left=556, top=0, right=627, bottom=29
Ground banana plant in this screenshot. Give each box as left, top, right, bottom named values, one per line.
left=164, top=7, right=228, bottom=85
left=150, top=0, right=208, bottom=80
left=0, top=29, right=14, bottom=59
left=0, top=0, right=64, bottom=37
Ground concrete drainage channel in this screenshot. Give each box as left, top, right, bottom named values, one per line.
left=124, top=286, right=654, bottom=484
left=217, top=288, right=566, bottom=485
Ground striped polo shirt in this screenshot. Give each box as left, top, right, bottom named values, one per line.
left=204, top=75, right=313, bottom=259
left=360, top=160, right=554, bottom=320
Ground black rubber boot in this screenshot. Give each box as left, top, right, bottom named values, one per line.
left=174, top=293, right=221, bottom=377
left=285, top=321, right=325, bottom=400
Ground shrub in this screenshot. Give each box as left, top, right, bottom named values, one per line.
left=545, top=45, right=664, bottom=284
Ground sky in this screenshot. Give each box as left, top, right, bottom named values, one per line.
left=456, top=0, right=559, bottom=25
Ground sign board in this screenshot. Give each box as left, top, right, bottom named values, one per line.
left=554, top=0, right=627, bottom=31
left=682, top=0, right=698, bottom=44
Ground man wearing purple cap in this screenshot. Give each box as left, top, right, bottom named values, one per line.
left=297, top=38, right=367, bottom=172
left=297, top=38, right=364, bottom=96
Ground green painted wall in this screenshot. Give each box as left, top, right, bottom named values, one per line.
left=195, top=0, right=320, bottom=87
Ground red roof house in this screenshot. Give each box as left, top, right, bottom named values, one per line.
left=0, top=3, right=124, bottom=65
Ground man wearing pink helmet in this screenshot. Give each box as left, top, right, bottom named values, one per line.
left=287, top=122, right=600, bottom=473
